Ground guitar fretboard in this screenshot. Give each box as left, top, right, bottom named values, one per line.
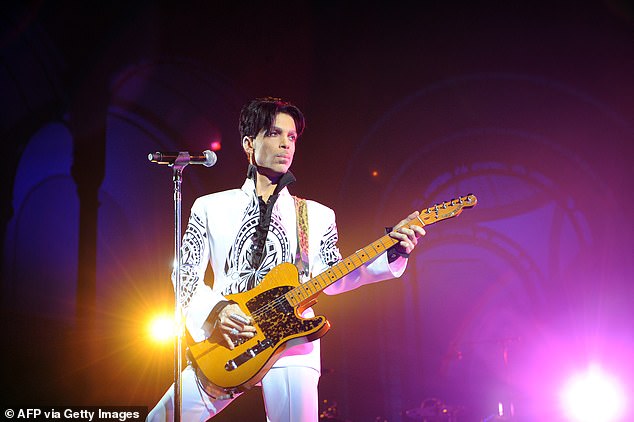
left=285, top=233, right=398, bottom=306
left=284, top=194, right=476, bottom=307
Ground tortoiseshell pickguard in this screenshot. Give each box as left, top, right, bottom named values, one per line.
left=188, top=263, right=330, bottom=392
left=246, top=285, right=325, bottom=345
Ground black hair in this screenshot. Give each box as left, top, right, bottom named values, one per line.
left=238, top=97, right=305, bottom=141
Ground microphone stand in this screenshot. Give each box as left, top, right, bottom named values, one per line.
left=149, top=150, right=216, bottom=421
left=171, top=153, right=191, bottom=422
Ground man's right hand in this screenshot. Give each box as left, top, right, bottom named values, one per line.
left=217, top=303, right=256, bottom=349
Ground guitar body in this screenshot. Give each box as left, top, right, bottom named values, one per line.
left=188, top=262, right=330, bottom=392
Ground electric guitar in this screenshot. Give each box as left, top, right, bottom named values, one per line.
left=188, top=194, right=477, bottom=394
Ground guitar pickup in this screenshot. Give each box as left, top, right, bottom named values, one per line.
left=225, top=338, right=274, bottom=372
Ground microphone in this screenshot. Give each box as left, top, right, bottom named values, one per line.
left=148, top=150, right=217, bottom=167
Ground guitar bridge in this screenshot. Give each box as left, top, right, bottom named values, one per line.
left=225, top=338, right=274, bottom=372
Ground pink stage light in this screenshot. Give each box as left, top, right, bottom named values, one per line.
left=210, top=140, right=222, bottom=151
left=559, top=364, right=627, bottom=422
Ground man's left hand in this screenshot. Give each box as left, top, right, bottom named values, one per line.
left=389, top=211, right=426, bottom=256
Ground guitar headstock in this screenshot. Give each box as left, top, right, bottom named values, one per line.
left=417, top=194, right=477, bottom=226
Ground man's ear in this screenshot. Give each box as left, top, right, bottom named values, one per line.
left=242, top=136, right=254, bottom=164
left=242, top=136, right=253, bottom=153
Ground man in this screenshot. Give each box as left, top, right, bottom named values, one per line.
left=147, top=97, right=425, bottom=421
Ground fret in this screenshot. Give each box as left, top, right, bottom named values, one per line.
left=337, top=262, right=351, bottom=276
left=355, top=250, right=369, bottom=263
left=303, top=282, right=315, bottom=295
left=288, top=291, right=298, bottom=306
left=315, top=274, right=327, bottom=290
left=370, top=243, right=384, bottom=254
left=381, top=235, right=398, bottom=248
left=361, top=246, right=378, bottom=261
left=330, top=264, right=346, bottom=279
left=352, top=255, right=365, bottom=266
left=287, top=290, right=297, bottom=305
left=311, top=276, right=323, bottom=288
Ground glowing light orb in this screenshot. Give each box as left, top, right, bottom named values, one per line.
left=148, top=315, right=176, bottom=343
left=560, top=364, right=627, bottom=422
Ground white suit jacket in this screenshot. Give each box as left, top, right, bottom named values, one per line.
left=177, top=177, right=407, bottom=371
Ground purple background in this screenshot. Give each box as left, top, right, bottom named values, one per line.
left=1, top=2, right=632, bottom=421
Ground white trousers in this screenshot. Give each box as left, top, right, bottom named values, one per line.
left=147, top=365, right=320, bottom=422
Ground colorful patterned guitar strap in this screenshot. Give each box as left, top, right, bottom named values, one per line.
left=293, top=196, right=310, bottom=280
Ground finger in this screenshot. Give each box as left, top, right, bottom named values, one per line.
left=391, top=233, right=414, bottom=251
left=223, top=316, right=257, bottom=337
left=223, top=320, right=256, bottom=337
left=399, top=225, right=425, bottom=241
left=394, top=211, right=421, bottom=230
left=400, top=233, right=418, bottom=250
left=412, top=226, right=426, bottom=237
left=394, top=219, right=408, bottom=230
left=223, top=333, right=235, bottom=350
left=231, top=327, right=255, bottom=339
left=229, top=313, right=250, bottom=325
left=396, top=227, right=416, bottom=241
left=220, top=320, right=242, bottom=333
left=402, top=211, right=419, bottom=225
left=404, top=226, right=417, bottom=237
left=400, top=240, right=414, bottom=253
left=389, top=231, right=407, bottom=243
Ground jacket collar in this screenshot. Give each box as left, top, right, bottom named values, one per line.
left=242, top=164, right=296, bottom=198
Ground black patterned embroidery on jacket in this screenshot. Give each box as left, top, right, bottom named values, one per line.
left=178, top=212, right=206, bottom=307
left=319, top=222, right=342, bottom=267
left=223, top=196, right=292, bottom=294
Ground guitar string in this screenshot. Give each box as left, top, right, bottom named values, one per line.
left=233, top=200, right=472, bottom=352
left=247, top=211, right=442, bottom=320
left=245, top=200, right=471, bottom=320
left=227, top=200, right=474, bottom=363
left=249, top=245, right=378, bottom=319
left=247, top=237, right=394, bottom=320
left=247, top=217, right=426, bottom=320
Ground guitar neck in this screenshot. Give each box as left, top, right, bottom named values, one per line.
left=285, top=194, right=477, bottom=307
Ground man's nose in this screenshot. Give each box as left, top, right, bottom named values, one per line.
left=280, top=135, right=291, bottom=148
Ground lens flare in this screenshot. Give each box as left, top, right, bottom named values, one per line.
left=560, top=364, right=627, bottom=422
left=148, top=314, right=176, bottom=343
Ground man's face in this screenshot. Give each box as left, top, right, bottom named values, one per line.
left=249, top=112, right=297, bottom=179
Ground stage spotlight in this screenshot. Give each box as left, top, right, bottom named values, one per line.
left=148, top=314, right=176, bottom=343
left=210, top=140, right=222, bottom=151
left=559, top=364, right=627, bottom=422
